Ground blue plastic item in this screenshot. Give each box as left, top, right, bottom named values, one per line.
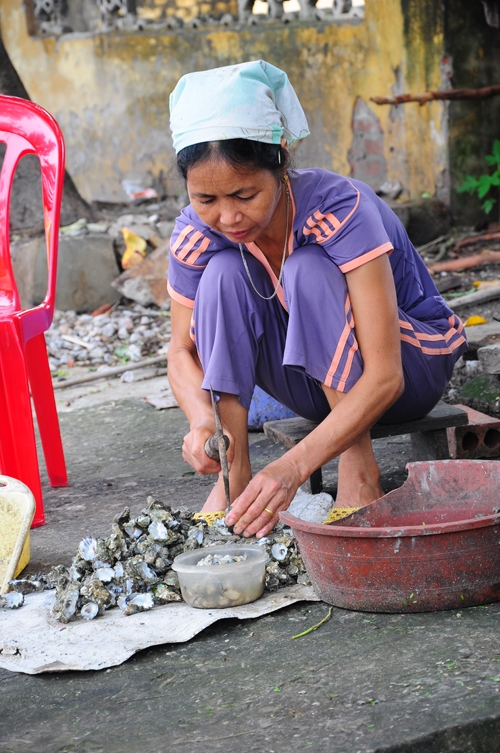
left=248, top=386, right=296, bottom=431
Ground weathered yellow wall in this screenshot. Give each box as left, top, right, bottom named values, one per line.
left=0, top=0, right=447, bottom=204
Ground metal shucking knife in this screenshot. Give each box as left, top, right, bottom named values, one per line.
left=204, top=387, right=231, bottom=511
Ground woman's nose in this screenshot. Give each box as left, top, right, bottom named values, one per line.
left=219, top=204, right=243, bottom=227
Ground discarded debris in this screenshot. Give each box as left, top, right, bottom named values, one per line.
left=429, top=250, right=500, bottom=274
left=121, top=227, right=148, bottom=269
left=449, top=286, right=500, bottom=311
left=292, top=606, right=334, bottom=639
left=473, top=279, right=500, bottom=290
left=416, top=235, right=456, bottom=265
left=60, top=217, right=88, bottom=237
left=455, top=231, right=500, bottom=252
left=465, top=315, right=489, bottom=326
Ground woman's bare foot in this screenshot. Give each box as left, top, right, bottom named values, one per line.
left=335, top=479, right=384, bottom=508
left=334, top=431, right=384, bottom=508
left=200, top=392, right=252, bottom=512
left=200, top=463, right=252, bottom=512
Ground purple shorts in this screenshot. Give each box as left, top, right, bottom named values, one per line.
left=191, top=246, right=466, bottom=424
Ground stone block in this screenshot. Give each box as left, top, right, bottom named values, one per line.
left=11, top=234, right=121, bottom=313
left=111, top=242, right=169, bottom=308
left=477, top=343, right=500, bottom=374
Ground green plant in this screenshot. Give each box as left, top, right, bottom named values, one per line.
left=458, top=139, right=500, bottom=216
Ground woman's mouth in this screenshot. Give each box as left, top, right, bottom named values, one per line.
left=225, top=228, right=252, bottom=241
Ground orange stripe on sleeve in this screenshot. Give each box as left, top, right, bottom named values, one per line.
left=171, top=224, right=194, bottom=255
left=186, top=236, right=211, bottom=265
left=303, top=224, right=325, bottom=240
left=323, top=212, right=341, bottom=231
left=178, top=230, right=203, bottom=261
left=338, top=242, right=394, bottom=273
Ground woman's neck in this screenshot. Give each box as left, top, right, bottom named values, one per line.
left=252, top=181, right=289, bottom=274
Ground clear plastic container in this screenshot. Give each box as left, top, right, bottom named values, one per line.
left=172, top=545, right=267, bottom=609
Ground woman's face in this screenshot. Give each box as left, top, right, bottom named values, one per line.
left=186, top=157, right=283, bottom=245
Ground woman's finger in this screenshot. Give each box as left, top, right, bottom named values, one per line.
left=225, top=476, right=271, bottom=527
left=238, top=503, right=285, bottom=538
left=231, top=486, right=288, bottom=537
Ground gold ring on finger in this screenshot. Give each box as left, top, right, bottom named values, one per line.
left=264, top=507, right=273, bottom=517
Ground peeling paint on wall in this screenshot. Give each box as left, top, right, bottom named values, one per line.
left=348, top=97, right=387, bottom=190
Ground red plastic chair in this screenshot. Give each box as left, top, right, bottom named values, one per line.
left=0, top=95, right=68, bottom=527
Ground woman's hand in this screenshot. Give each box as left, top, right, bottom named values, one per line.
left=225, top=456, right=301, bottom=538
left=182, top=421, right=235, bottom=476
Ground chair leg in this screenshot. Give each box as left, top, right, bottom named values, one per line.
left=25, top=333, right=68, bottom=488
left=0, top=322, right=45, bottom=526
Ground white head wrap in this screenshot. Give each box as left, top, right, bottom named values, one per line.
left=169, top=60, right=309, bottom=154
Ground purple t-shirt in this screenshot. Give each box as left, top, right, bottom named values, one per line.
left=168, top=167, right=453, bottom=324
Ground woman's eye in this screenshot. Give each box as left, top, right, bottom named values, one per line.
left=237, top=194, right=255, bottom=202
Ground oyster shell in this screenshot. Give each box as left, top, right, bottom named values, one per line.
left=123, top=556, right=158, bottom=585
left=81, top=602, right=99, bottom=620
left=80, top=577, right=112, bottom=608
left=53, top=586, right=80, bottom=623
left=8, top=579, right=43, bottom=595
left=148, top=520, right=169, bottom=540
left=114, top=561, right=125, bottom=578
left=271, top=543, right=288, bottom=561
left=94, top=566, right=115, bottom=583
left=136, top=515, right=151, bottom=528
left=154, top=584, right=182, bottom=604
left=78, top=538, right=97, bottom=562
left=0, top=591, right=24, bottom=608
left=122, top=592, right=155, bottom=615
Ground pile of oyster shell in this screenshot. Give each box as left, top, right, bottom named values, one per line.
left=5, top=496, right=310, bottom=622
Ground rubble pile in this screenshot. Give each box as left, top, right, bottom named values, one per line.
left=46, top=304, right=171, bottom=371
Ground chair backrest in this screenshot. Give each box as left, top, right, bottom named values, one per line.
left=0, top=95, right=65, bottom=328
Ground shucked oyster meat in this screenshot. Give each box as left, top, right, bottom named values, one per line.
left=9, top=496, right=310, bottom=622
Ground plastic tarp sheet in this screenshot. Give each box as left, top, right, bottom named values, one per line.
left=0, top=584, right=320, bottom=675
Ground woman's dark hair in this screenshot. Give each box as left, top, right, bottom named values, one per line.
left=177, top=139, right=290, bottom=182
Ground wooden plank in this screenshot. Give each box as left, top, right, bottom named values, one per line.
left=263, top=417, right=318, bottom=450
left=370, top=402, right=468, bottom=439
left=263, top=401, right=468, bottom=449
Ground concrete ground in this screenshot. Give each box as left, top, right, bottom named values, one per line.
left=2, top=373, right=500, bottom=753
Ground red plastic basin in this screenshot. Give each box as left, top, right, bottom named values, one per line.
left=280, top=460, right=500, bottom=613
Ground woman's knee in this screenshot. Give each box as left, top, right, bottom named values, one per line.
left=200, top=249, right=244, bottom=288
left=283, top=244, right=345, bottom=301
left=205, top=249, right=270, bottom=283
